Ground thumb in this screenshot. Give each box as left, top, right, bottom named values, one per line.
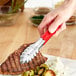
left=48, top=16, right=62, bottom=33
left=54, top=23, right=66, bottom=36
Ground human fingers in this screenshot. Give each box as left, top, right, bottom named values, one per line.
left=38, top=12, right=57, bottom=36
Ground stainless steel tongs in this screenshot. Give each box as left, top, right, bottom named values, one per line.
left=20, top=21, right=61, bottom=64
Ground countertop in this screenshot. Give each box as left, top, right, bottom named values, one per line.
left=0, top=9, right=76, bottom=63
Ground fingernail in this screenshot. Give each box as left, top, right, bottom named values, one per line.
left=51, top=29, right=55, bottom=33
left=49, top=28, right=55, bottom=33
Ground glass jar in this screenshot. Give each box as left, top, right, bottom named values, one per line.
left=0, top=6, right=20, bottom=26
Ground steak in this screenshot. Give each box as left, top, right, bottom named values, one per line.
left=0, top=44, right=47, bottom=75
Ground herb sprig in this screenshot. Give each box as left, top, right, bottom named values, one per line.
left=8, top=0, right=28, bottom=13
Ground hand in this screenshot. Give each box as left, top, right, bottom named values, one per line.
left=38, top=0, right=75, bottom=36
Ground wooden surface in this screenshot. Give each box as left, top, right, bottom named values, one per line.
left=0, top=8, right=76, bottom=64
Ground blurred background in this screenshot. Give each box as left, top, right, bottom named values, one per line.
left=25, top=0, right=64, bottom=8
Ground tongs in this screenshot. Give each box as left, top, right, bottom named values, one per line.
left=20, top=21, right=61, bottom=64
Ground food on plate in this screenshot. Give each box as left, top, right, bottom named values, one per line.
left=40, top=64, right=49, bottom=70
left=38, top=68, right=44, bottom=75
left=43, top=70, right=56, bottom=76
left=45, top=57, right=69, bottom=76
left=22, top=70, right=34, bottom=76
left=22, top=64, right=56, bottom=76
left=22, top=56, right=69, bottom=76
left=0, top=44, right=47, bottom=75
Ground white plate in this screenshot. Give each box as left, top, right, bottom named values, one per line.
left=43, top=54, right=76, bottom=76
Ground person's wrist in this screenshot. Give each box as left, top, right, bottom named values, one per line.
left=64, top=0, right=76, bottom=10
left=59, top=0, right=75, bottom=13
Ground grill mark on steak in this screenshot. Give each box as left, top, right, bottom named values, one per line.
left=35, top=53, right=40, bottom=65
left=21, top=63, right=27, bottom=72
left=28, top=61, right=34, bottom=70
left=40, top=53, right=47, bottom=63
left=36, top=53, right=41, bottom=66
left=38, top=52, right=44, bottom=64
left=31, top=59, right=36, bottom=68
left=40, top=52, right=45, bottom=64
left=9, top=55, right=17, bottom=72
left=5, top=59, right=12, bottom=73
left=12, top=54, right=19, bottom=72
left=12, top=53, right=22, bottom=72
left=32, top=58, right=37, bottom=67
left=1, top=63, right=7, bottom=73
left=24, top=63, right=29, bottom=71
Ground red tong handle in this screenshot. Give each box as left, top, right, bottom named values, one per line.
left=41, top=23, right=62, bottom=45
